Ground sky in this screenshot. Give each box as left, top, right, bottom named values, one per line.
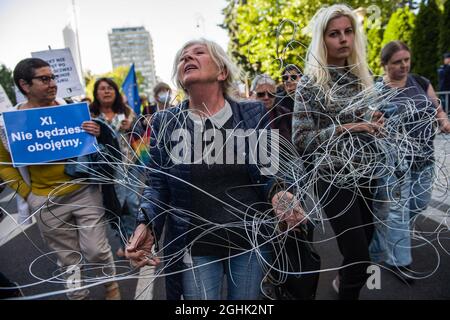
left=0, top=0, right=229, bottom=87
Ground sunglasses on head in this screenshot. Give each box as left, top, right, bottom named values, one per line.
left=256, top=91, right=275, bottom=98
left=282, top=74, right=300, bottom=82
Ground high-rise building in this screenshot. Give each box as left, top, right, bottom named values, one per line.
left=108, top=26, right=157, bottom=97
left=62, top=24, right=84, bottom=86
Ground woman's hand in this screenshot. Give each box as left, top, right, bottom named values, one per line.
left=81, top=121, right=100, bottom=137
left=337, top=110, right=385, bottom=135
left=371, top=111, right=385, bottom=124
left=271, top=191, right=307, bottom=228
left=439, top=118, right=450, bottom=133
left=120, top=118, right=132, bottom=131
left=338, top=120, right=384, bottom=136
left=125, top=223, right=160, bottom=268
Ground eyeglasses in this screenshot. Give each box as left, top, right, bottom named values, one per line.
left=256, top=91, right=275, bottom=98
left=98, top=85, right=115, bottom=91
left=282, top=74, right=300, bottom=82
left=32, top=75, right=57, bottom=85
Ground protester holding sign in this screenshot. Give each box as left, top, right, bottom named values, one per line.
left=0, top=58, right=120, bottom=300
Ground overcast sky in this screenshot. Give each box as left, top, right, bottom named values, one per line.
left=0, top=0, right=229, bottom=86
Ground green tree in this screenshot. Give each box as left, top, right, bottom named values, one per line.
left=382, top=6, right=416, bottom=48
left=0, top=64, right=16, bottom=105
left=365, top=17, right=384, bottom=76
left=221, top=0, right=404, bottom=81
left=439, top=0, right=450, bottom=54
left=85, top=65, right=145, bottom=101
left=411, top=0, right=441, bottom=86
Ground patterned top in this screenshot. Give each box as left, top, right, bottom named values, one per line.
left=292, top=67, right=372, bottom=157
left=97, top=110, right=137, bottom=164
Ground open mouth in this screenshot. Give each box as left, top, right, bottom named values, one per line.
left=184, top=64, right=198, bottom=73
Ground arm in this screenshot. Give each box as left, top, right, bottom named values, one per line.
left=0, top=141, right=31, bottom=199
left=128, top=111, right=171, bottom=267
left=427, top=84, right=450, bottom=133
left=292, top=80, right=384, bottom=156
left=137, top=111, right=171, bottom=236
left=81, top=120, right=100, bottom=137
left=292, top=82, right=335, bottom=155
left=253, top=102, right=307, bottom=227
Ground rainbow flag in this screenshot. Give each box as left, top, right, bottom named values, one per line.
left=130, top=127, right=151, bottom=165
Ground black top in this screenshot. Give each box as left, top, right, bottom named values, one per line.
left=380, top=74, right=436, bottom=167
left=274, top=88, right=295, bottom=112
left=438, top=64, right=450, bottom=91
left=188, top=117, right=271, bottom=257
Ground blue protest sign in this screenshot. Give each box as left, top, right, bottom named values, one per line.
left=2, top=103, right=97, bottom=167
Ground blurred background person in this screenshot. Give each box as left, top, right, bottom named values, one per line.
left=275, top=64, right=302, bottom=112
left=251, top=73, right=291, bottom=140
left=90, top=77, right=145, bottom=258
left=152, top=82, right=173, bottom=113
left=438, top=52, right=450, bottom=111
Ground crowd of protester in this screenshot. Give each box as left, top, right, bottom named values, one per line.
left=1, top=3, right=450, bottom=301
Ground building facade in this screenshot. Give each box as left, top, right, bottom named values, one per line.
left=63, top=24, right=84, bottom=87
left=108, top=26, right=157, bottom=97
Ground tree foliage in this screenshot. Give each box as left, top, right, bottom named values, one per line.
left=365, top=17, right=384, bottom=76
left=0, top=64, right=16, bottom=105
left=411, top=0, right=441, bottom=86
left=221, top=0, right=404, bottom=81
left=84, top=65, right=145, bottom=101
left=439, top=0, right=450, bottom=54
left=382, top=6, right=416, bottom=48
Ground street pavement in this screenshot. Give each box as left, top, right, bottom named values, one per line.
left=1, top=135, right=449, bottom=300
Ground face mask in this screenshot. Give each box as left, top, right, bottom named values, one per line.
left=157, top=92, right=171, bottom=104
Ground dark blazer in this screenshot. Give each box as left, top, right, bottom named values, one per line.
left=137, top=97, right=278, bottom=299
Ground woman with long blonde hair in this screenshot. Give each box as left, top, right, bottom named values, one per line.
left=292, top=4, right=384, bottom=299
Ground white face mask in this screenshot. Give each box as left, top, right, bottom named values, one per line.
left=157, top=92, right=171, bottom=104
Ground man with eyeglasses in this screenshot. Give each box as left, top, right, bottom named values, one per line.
left=251, top=74, right=276, bottom=110
left=251, top=74, right=291, bottom=141
left=0, top=58, right=119, bottom=300
left=275, top=65, right=302, bottom=112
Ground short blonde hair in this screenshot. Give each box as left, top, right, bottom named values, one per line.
left=305, top=4, right=373, bottom=90
left=172, top=38, right=239, bottom=97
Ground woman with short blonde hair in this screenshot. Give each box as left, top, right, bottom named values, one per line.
left=172, top=38, right=239, bottom=98
left=127, top=39, right=306, bottom=300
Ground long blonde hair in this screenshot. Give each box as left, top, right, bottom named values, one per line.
left=305, top=4, right=373, bottom=90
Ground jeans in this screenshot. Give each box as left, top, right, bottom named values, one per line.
left=182, top=247, right=271, bottom=300
left=370, top=164, right=434, bottom=266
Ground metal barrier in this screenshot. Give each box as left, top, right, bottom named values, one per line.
left=437, top=91, right=450, bottom=114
